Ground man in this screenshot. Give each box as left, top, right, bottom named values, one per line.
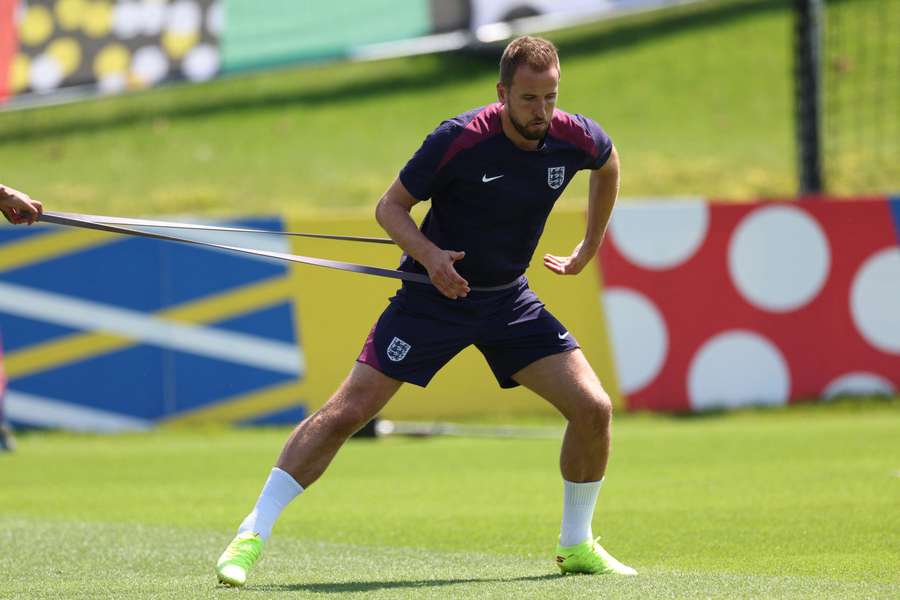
left=216, top=35, right=635, bottom=586
left=0, top=184, right=42, bottom=451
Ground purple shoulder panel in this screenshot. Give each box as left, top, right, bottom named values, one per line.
left=548, top=110, right=599, bottom=159
left=437, top=103, right=503, bottom=170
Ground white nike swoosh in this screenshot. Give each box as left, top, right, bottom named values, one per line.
left=558, top=331, right=570, bottom=339
left=482, top=174, right=504, bottom=183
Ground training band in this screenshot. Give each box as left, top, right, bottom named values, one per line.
left=48, top=211, right=396, bottom=244
left=38, top=211, right=521, bottom=293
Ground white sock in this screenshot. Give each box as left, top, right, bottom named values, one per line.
left=238, top=467, right=304, bottom=542
left=559, top=478, right=603, bottom=547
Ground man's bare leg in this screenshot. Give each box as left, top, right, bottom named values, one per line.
left=243, top=362, right=402, bottom=536
left=277, top=363, right=403, bottom=487
left=512, top=349, right=635, bottom=574
left=512, top=349, right=611, bottom=483
left=216, top=363, right=402, bottom=586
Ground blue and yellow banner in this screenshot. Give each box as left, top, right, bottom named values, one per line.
left=0, top=217, right=306, bottom=430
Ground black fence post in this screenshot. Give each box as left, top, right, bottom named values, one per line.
left=794, top=0, right=824, bottom=195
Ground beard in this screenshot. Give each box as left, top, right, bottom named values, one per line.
left=508, top=110, right=549, bottom=141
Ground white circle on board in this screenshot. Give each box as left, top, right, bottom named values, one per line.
left=30, top=53, right=64, bottom=92
left=183, top=44, right=219, bottom=81
left=823, top=372, right=895, bottom=400
left=139, top=0, right=166, bottom=36
left=113, top=1, right=141, bottom=39
left=132, top=45, right=169, bottom=85
left=688, top=330, right=790, bottom=410
left=609, top=200, right=709, bottom=270
left=602, top=288, right=668, bottom=394
left=850, top=247, right=900, bottom=354
left=167, top=1, right=201, bottom=35
left=728, top=205, right=830, bottom=312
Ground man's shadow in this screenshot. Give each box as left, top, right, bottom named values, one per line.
left=246, top=573, right=563, bottom=594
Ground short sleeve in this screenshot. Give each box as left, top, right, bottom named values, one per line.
left=398, top=121, right=459, bottom=201
left=578, top=115, right=613, bottom=171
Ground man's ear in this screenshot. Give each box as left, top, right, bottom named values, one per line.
left=496, top=82, right=506, bottom=104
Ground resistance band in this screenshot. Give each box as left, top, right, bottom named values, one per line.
left=37, top=211, right=520, bottom=292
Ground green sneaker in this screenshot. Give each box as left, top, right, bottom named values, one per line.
left=216, top=532, right=264, bottom=587
left=555, top=537, right=637, bottom=575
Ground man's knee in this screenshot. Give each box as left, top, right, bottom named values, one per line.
left=572, top=389, right=612, bottom=435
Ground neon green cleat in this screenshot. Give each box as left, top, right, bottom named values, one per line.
left=555, top=537, right=637, bottom=575
left=216, top=531, right=264, bottom=587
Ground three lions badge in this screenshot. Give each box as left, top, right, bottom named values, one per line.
left=386, top=337, right=412, bottom=362
left=547, top=166, right=565, bottom=190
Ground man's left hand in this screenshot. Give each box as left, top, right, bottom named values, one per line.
left=543, top=241, right=590, bottom=275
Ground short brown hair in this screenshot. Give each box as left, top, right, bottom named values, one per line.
left=499, top=36, right=560, bottom=89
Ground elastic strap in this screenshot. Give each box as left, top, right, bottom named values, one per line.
left=38, top=211, right=521, bottom=292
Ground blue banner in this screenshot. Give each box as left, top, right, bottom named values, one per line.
left=0, top=217, right=306, bottom=430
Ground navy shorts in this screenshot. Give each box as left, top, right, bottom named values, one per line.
left=357, top=276, right=579, bottom=388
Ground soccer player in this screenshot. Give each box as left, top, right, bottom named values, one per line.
left=0, top=184, right=43, bottom=225
left=216, top=35, right=635, bottom=586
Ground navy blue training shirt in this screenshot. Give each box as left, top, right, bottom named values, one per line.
left=398, top=102, right=613, bottom=287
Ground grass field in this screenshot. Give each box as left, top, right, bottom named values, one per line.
left=2, top=0, right=894, bottom=219
left=1, top=2, right=898, bottom=598
left=2, top=401, right=898, bottom=599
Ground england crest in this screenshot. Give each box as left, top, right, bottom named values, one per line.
left=386, top=336, right=412, bottom=362
left=547, top=166, right=565, bottom=189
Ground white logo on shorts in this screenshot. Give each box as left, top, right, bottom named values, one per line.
left=547, top=166, right=566, bottom=189
left=386, top=337, right=412, bottom=362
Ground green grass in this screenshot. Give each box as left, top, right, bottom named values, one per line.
left=2, top=0, right=894, bottom=219
left=822, top=0, right=900, bottom=196
left=2, top=402, right=898, bottom=599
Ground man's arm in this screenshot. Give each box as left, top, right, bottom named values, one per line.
left=543, top=145, right=619, bottom=275
left=0, top=184, right=43, bottom=225
left=375, top=178, right=470, bottom=299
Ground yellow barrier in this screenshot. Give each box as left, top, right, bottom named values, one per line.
left=288, top=206, right=621, bottom=420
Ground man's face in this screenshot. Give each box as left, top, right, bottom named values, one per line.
left=498, top=64, right=559, bottom=140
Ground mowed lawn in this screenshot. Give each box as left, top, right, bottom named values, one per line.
left=1, top=402, right=898, bottom=599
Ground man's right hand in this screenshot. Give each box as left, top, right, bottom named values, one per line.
left=0, top=185, right=43, bottom=225
left=423, top=248, right=470, bottom=299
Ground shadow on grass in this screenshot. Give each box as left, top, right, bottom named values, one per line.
left=0, top=0, right=785, bottom=145
left=246, top=573, right=563, bottom=594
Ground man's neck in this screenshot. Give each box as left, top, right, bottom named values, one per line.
left=500, top=105, right=541, bottom=151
